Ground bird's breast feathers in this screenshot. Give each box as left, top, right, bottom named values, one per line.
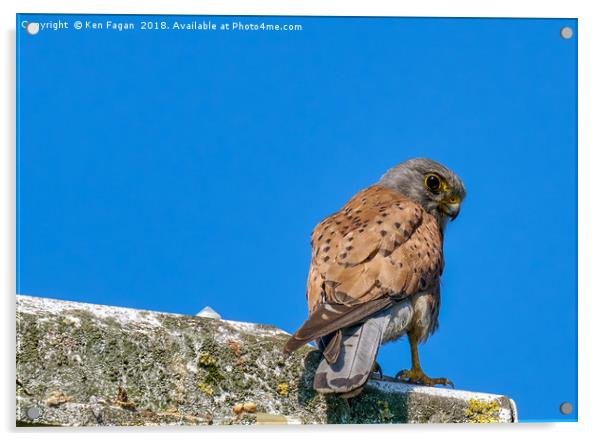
left=285, top=185, right=444, bottom=356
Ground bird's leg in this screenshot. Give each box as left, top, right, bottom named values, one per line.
left=395, top=330, right=454, bottom=388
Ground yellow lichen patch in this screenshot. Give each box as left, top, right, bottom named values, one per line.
left=197, top=349, right=224, bottom=388
left=197, top=351, right=217, bottom=367
left=276, top=382, right=289, bottom=397
left=198, top=382, right=214, bottom=396
left=465, top=399, right=501, bottom=423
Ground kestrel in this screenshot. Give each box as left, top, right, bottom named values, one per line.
left=284, top=158, right=466, bottom=397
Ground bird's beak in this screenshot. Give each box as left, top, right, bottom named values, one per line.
left=440, top=202, right=461, bottom=221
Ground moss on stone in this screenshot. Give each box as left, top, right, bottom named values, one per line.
left=197, top=383, right=215, bottom=396
left=16, top=295, right=516, bottom=426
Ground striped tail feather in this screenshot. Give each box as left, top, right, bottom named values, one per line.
left=312, top=309, right=392, bottom=396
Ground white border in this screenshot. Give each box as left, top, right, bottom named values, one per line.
left=2, top=1, right=600, bottom=440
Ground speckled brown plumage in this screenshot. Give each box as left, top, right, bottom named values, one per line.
left=285, top=158, right=465, bottom=393
left=285, top=185, right=443, bottom=354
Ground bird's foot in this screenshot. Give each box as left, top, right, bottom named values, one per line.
left=370, top=361, right=383, bottom=380
left=395, top=368, right=454, bottom=388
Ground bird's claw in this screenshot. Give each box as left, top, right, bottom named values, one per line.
left=395, top=368, right=454, bottom=388
left=370, top=361, right=384, bottom=380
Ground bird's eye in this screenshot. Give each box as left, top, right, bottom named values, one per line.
left=424, top=174, right=442, bottom=192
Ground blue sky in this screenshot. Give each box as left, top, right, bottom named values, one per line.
left=17, top=15, right=577, bottom=422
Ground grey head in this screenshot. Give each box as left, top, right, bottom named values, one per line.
left=379, top=158, right=466, bottom=229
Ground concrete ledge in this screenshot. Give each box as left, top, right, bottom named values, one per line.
left=16, top=295, right=517, bottom=426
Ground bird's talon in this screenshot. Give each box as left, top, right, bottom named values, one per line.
left=370, top=361, right=384, bottom=380
left=394, top=369, right=410, bottom=382
left=425, top=377, right=455, bottom=388
left=394, top=368, right=453, bottom=388
left=371, top=362, right=384, bottom=380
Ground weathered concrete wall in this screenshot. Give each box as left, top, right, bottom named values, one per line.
left=16, top=295, right=517, bottom=426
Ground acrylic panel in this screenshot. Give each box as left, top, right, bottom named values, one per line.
left=16, top=14, right=577, bottom=425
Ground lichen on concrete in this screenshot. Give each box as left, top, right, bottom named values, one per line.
left=16, top=295, right=517, bottom=426
left=465, top=398, right=502, bottom=423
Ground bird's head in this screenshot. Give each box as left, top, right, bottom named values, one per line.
left=379, top=158, right=466, bottom=229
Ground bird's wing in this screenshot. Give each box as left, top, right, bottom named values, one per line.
left=284, top=185, right=443, bottom=354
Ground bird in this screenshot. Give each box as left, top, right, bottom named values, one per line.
left=283, top=158, right=466, bottom=397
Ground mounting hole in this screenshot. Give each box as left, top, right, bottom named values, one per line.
left=559, top=402, right=573, bottom=415
left=25, top=22, right=40, bottom=35
left=560, top=27, right=573, bottom=39
left=26, top=406, right=41, bottom=420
